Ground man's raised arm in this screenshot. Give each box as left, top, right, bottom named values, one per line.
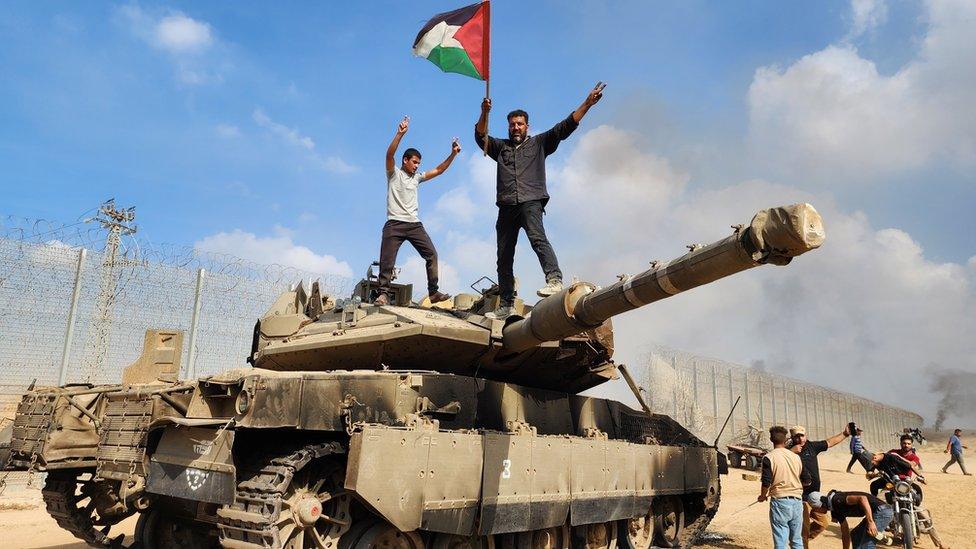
left=825, top=426, right=851, bottom=448
left=387, top=116, right=409, bottom=177
left=423, top=139, right=461, bottom=182
left=475, top=98, right=491, bottom=137
left=571, top=82, right=606, bottom=124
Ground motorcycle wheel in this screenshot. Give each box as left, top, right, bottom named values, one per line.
left=899, top=512, right=914, bottom=549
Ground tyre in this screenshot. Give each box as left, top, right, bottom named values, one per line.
left=899, top=512, right=914, bottom=549
left=652, top=497, right=684, bottom=548
left=728, top=451, right=742, bottom=468
left=745, top=455, right=760, bottom=471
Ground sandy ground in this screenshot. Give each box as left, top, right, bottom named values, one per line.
left=1, top=445, right=972, bottom=548
left=703, top=445, right=973, bottom=549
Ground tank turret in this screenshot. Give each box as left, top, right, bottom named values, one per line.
left=250, top=203, right=824, bottom=393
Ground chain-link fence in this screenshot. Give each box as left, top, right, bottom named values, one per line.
left=0, top=213, right=351, bottom=395
left=637, top=345, right=924, bottom=452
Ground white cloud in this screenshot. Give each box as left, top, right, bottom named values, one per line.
left=849, top=0, right=888, bottom=38
left=215, top=123, right=240, bottom=138
left=253, top=109, right=314, bottom=150
left=748, top=0, right=976, bottom=181
left=252, top=108, right=358, bottom=174
left=194, top=227, right=352, bottom=277
left=116, top=6, right=220, bottom=86
left=154, top=14, right=213, bottom=53
left=396, top=256, right=460, bottom=298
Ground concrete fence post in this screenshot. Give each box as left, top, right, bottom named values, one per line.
left=728, top=367, right=736, bottom=439
left=58, top=248, right=87, bottom=386
left=744, top=370, right=751, bottom=431
left=711, top=363, right=719, bottom=441
left=185, top=267, right=206, bottom=380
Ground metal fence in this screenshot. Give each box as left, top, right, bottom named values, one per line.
left=637, top=346, right=924, bottom=452
left=0, top=211, right=351, bottom=394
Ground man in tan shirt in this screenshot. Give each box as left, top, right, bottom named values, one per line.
left=759, top=426, right=807, bottom=548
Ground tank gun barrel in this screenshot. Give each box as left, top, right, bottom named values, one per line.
left=501, top=203, right=825, bottom=353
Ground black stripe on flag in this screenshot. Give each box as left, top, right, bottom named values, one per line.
left=413, top=2, right=483, bottom=47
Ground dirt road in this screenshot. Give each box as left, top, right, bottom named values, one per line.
left=2, top=445, right=971, bottom=548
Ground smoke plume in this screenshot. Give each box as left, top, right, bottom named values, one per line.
left=928, top=366, right=976, bottom=431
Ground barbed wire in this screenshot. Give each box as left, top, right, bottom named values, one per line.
left=0, top=213, right=353, bottom=393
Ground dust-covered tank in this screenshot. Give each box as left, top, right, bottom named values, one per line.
left=2, top=203, right=825, bottom=548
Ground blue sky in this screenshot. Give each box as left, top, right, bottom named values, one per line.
left=2, top=1, right=975, bottom=424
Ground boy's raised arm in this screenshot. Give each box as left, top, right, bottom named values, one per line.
left=423, top=139, right=461, bottom=182
left=387, top=116, right=409, bottom=177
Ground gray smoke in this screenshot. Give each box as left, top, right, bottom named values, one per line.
left=928, top=366, right=976, bottom=431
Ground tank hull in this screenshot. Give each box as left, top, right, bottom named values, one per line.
left=4, top=369, right=723, bottom=548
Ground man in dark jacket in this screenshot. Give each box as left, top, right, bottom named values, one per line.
left=475, top=82, right=606, bottom=319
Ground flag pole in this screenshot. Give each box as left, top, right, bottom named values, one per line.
left=482, top=0, right=491, bottom=157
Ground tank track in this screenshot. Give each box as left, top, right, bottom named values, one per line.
left=677, top=482, right=722, bottom=549
left=217, top=441, right=348, bottom=549
left=42, top=471, right=129, bottom=548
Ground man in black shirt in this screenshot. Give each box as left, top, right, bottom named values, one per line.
left=808, top=490, right=893, bottom=548
left=789, top=424, right=851, bottom=547
left=475, top=83, right=606, bottom=319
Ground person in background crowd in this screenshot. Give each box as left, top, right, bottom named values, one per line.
left=942, top=428, right=971, bottom=475
left=807, top=490, right=893, bottom=549
left=788, top=424, right=850, bottom=547
left=846, top=428, right=865, bottom=473
left=759, top=426, right=807, bottom=548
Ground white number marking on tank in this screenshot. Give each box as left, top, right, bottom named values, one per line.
left=501, top=459, right=512, bottom=479
left=186, top=468, right=210, bottom=491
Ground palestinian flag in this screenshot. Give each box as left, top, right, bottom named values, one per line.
left=412, top=1, right=490, bottom=81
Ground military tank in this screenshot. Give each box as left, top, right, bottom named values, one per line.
left=2, top=203, right=825, bottom=548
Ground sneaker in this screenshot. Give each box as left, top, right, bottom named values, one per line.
left=485, top=305, right=512, bottom=320
left=374, top=293, right=389, bottom=306
left=428, top=291, right=452, bottom=304
left=536, top=279, right=563, bottom=298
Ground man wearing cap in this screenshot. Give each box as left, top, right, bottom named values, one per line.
left=788, top=424, right=850, bottom=547
left=758, top=426, right=807, bottom=548
left=807, top=490, right=893, bottom=549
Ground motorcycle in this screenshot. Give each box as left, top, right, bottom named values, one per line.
left=905, top=427, right=926, bottom=446
left=871, top=469, right=925, bottom=548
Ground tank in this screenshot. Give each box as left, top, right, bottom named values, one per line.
left=2, top=203, right=825, bottom=549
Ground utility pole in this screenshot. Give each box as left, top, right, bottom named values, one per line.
left=83, top=199, right=137, bottom=383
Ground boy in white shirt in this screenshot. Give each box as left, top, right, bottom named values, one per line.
left=375, top=116, right=459, bottom=306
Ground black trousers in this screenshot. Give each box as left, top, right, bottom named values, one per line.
left=496, top=200, right=562, bottom=305
left=847, top=454, right=860, bottom=472
left=378, top=220, right=439, bottom=295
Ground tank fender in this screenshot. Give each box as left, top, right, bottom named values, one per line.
left=146, top=426, right=236, bottom=505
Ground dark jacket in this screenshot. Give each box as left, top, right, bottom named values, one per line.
left=475, top=113, right=579, bottom=206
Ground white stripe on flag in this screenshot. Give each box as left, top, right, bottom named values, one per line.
left=413, top=21, right=463, bottom=58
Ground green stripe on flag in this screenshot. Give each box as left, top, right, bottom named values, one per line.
left=427, top=45, right=483, bottom=80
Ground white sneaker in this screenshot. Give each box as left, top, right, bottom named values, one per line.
left=485, top=306, right=512, bottom=320
left=536, top=279, right=563, bottom=298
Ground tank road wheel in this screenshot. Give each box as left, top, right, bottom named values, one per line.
left=278, top=460, right=351, bottom=548
left=618, top=508, right=653, bottom=549
left=515, top=525, right=570, bottom=548
left=41, top=469, right=135, bottom=547
left=135, top=506, right=216, bottom=549
left=217, top=442, right=351, bottom=549
left=652, top=497, right=684, bottom=548
left=572, top=522, right=617, bottom=549
left=346, top=521, right=423, bottom=548
left=431, top=533, right=496, bottom=549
